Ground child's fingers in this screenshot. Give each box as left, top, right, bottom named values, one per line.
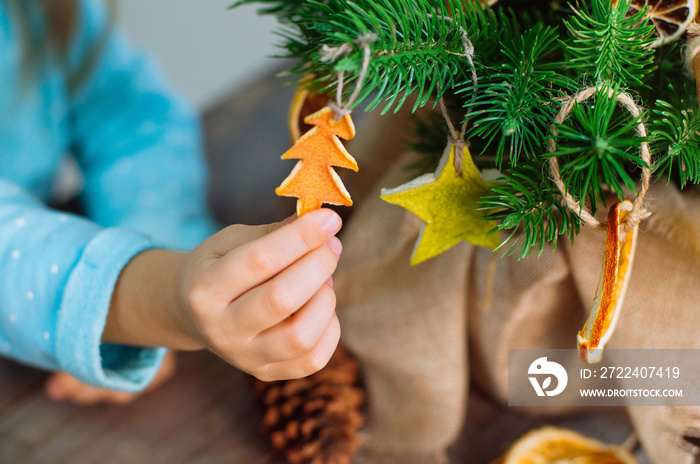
left=248, top=283, right=337, bottom=364
left=205, top=215, right=297, bottom=256
left=258, top=313, right=341, bottom=381
left=213, top=209, right=341, bottom=299
left=229, top=238, right=341, bottom=334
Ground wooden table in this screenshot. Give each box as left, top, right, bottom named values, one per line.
left=0, top=352, right=270, bottom=464
left=0, top=350, right=647, bottom=464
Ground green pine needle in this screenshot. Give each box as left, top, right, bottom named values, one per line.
left=481, top=163, right=582, bottom=259
left=238, top=0, right=476, bottom=114
left=464, top=24, right=574, bottom=168
left=651, top=97, right=700, bottom=187
left=563, top=0, right=655, bottom=87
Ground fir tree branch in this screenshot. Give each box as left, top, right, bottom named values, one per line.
left=481, top=162, right=582, bottom=259
left=237, top=0, right=476, bottom=114
left=463, top=25, right=574, bottom=167
left=651, top=96, right=700, bottom=187
left=233, top=0, right=696, bottom=258
left=563, top=0, right=655, bottom=87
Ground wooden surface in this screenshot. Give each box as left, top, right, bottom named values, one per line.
left=0, top=352, right=270, bottom=464
left=0, top=351, right=648, bottom=464
left=0, top=71, right=652, bottom=464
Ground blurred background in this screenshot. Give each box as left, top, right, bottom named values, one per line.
left=116, top=0, right=297, bottom=225
left=118, top=0, right=279, bottom=111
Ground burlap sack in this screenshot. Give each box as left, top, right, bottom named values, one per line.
left=336, top=108, right=700, bottom=463
left=469, top=180, right=700, bottom=463
left=336, top=152, right=471, bottom=464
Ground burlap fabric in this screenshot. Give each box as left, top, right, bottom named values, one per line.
left=335, top=114, right=700, bottom=463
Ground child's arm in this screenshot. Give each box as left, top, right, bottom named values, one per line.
left=0, top=178, right=166, bottom=392
left=104, top=209, right=343, bottom=381
left=0, top=177, right=341, bottom=386
left=68, top=0, right=216, bottom=250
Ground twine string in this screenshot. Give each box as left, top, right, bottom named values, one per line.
left=430, top=14, right=477, bottom=176
left=426, top=14, right=478, bottom=96
left=547, top=86, right=652, bottom=232
left=320, top=33, right=376, bottom=120
left=438, top=95, right=466, bottom=175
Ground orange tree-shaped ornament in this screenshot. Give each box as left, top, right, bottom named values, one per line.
left=275, top=106, right=359, bottom=216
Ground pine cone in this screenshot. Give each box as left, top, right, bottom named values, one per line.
left=252, top=345, right=365, bottom=464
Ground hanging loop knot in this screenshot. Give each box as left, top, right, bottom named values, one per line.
left=547, top=86, right=652, bottom=233
left=328, top=102, right=353, bottom=119
left=625, top=207, right=652, bottom=230
left=448, top=136, right=468, bottom=176
left=319, top=42, right=354, bottom=63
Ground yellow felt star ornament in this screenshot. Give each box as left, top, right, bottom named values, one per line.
left=380, top=143, right=500, bottom=265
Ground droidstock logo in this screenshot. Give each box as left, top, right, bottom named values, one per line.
left=528, top=357, right=568, bottom=397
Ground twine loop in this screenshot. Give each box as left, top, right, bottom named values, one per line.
left=547, top=86, right=652, bottom=233
left=322, top=33, right=376, bottom=120
left=439, top=91, right=470, bottom=176
left=319, top=42, right=353, bottom=63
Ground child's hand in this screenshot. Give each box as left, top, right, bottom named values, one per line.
left=104, top=209, right=343, bottom=382
left=177, top=209, right=343, bottom=381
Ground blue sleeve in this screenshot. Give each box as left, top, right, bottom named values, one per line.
left=68, top=0, right=218, bottom=251
left=0, top=179, right=166, bottom=392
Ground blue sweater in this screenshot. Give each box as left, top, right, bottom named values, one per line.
left=0, top=1, right=217, bottom=391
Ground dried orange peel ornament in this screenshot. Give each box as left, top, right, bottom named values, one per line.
left=275, top=106, right=358, bottom=217
left=276, top=35, right=375, bottom=217
left=577, top=200, right=639, bottom=364
left=548, top=88, right=651, bottom=363
left=490, top=426, right=639, bottom=464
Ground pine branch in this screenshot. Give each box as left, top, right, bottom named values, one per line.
left=239, top=0, right=476, bottom=114
left=481, top=163, right=582, bottom=259
left=563, top=0, right=655, bottom=87
left=546, top=85, right=649, bottom=214
left=233, top=0, right=690, bottom=258
left=651, top=94, right=700, bottom=187
left=464, top=24, right=574, bottom=168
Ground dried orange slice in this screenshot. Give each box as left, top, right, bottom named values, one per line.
left=490, top=427, right=639, bottom=464
left=288, top=87, right=332, bottom=142
left=624, top=0, right=698, bottom=47
left=578, top=200, right=638, bottom=364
